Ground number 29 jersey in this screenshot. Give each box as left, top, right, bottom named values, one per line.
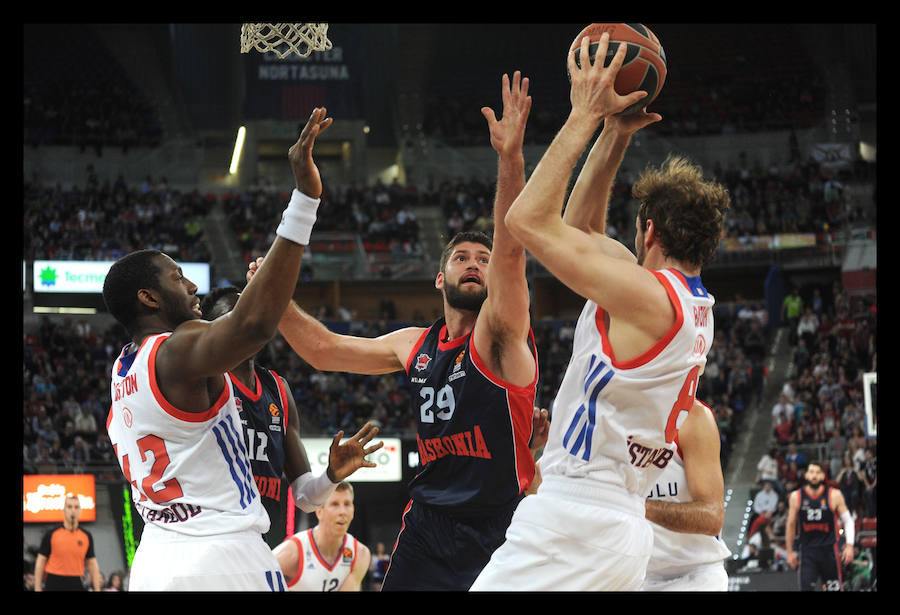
left=106, top=333, right=269, bottom=537
left=405, top=318, right=538, bottom=517
left=539, top=268, right=715, bottom=500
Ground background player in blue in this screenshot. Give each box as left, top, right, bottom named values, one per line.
left=785, top=460, right=856, bottom=591
left=201, top=285, right=384, bottom=549
left=247, top=70, right=548, bottom=590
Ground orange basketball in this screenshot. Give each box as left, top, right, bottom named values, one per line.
left=568, top=23, right=667, bottom=116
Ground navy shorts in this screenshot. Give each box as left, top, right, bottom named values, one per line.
left=381, top=499, right=517, bottom=591
left=799, top=544, right=844, bottom=591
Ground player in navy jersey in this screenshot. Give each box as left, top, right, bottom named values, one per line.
left=247, top=71, right=549, bottom=590
left=201, top=286, right=384, bottom=549
left=785, top=461, right=856, bottom=591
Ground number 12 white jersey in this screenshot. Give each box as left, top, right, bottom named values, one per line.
left=284, top=529, right=361, bottom=591
left=539, top=268, right=714, bottom=500
left=107, top=333, right=270, bottom=537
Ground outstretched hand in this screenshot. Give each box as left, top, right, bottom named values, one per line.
left=603, top=107, right=662, bottom=136
left=481, top=71, right=532, bottom=158
left=567, top=33, right=648, bottom=124
left=247, top=256, right=263, bottom=285
left=289, top=107, right=332, bottom=198
left=325, top=422, right=384, bottom=482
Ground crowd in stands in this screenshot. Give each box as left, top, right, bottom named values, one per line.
left=223, top=177, right=424, bottom=265
left=23, top=316, right=124, bottom=477
left=428, top=151, right=874, bottom=263
left=23, top=171, right=214, bottom=264
left=733, top=280, right=877, bottom=588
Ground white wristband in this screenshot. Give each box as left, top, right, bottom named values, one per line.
left=290, top=471, right=338, bottom=513
left=841, top=510, right=855, bottom=546
left=276, top=189, right=320, bottom=245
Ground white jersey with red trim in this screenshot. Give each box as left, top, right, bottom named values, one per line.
left=540, top=268, right=714, bottom=500
left=285, top=529, right=360, bottom=592
left=645, top=401, right=732, bottom=576
left=107, top=333, right=270, bottom=537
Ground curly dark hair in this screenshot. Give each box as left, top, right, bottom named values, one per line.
left=102, top=249, right=165, bottom=337
left=633, top=154, right=731, bottom=269
left=438, top=230, right=493, bottom=274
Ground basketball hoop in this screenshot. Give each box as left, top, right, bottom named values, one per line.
left=240, top=23, right=332, bottom=58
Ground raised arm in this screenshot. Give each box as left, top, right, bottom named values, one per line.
left=562, top=111, right=659, bottom=262
left=157, top=108, right=331, bottom=384
left=473, top=71, right=536, bottom=387
left=644, top=400, right=725, bottom=536
left=244, top=257, right=426, bottom=376
left=504, top=35, right=670, bottom=335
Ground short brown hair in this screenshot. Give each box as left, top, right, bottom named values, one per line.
left=439, top=231, right=493, bottom=273
left=633, top=154, right=730, bottom=269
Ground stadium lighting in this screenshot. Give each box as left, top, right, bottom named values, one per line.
left=230, top=126, right=246, bottom=175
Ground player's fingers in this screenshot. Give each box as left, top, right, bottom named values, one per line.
left=622, top=90, right=649, bottom=109
left=364, top=442, right=384, bottom=455
left=606, top=38, right=628, bottom=73
left=592, top=32, right=610, bottom=72
left=581, top=35, right=592, bottom=70
left=519, top=77, right=531, bottom=104
left=353, top=421, right=375, bottom=437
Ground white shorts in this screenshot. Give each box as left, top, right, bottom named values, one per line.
left=129, top=524, right=286, bottom=591
left=640, top=562, right=729, bottom=591
left=470, top=475, right=653, bottom=591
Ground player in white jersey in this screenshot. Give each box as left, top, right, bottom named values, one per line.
left=273, top=482, right=371, bottom=591
left=642, top=399, right=732, bottom=591
left=103, top=108, right=380, bottom=591
left=471, top=33, right=730, bottom=591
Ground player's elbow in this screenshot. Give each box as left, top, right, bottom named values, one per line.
left=504, top=206, right=543, bottom=249
left=504, top=207, right=526, bottom=239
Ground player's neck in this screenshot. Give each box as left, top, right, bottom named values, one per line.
left=230, top=360, right=255, bottom=387
left=63, top=519, right=78, bottom=531
left=805, top=482, right=825, bottom=496
left=443, top=305, right=477, bottom=341
left=642, top=248, right=700, bottom=277
left=312, top=525, right=345, bottom=558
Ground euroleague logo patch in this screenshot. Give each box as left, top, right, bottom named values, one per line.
left=414, top=353, right=432, bottom=371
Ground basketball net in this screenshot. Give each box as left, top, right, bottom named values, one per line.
left=240, top=23, right=332, bottom=58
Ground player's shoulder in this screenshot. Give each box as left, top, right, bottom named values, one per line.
left=353, top=538, right=371, bottom=562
